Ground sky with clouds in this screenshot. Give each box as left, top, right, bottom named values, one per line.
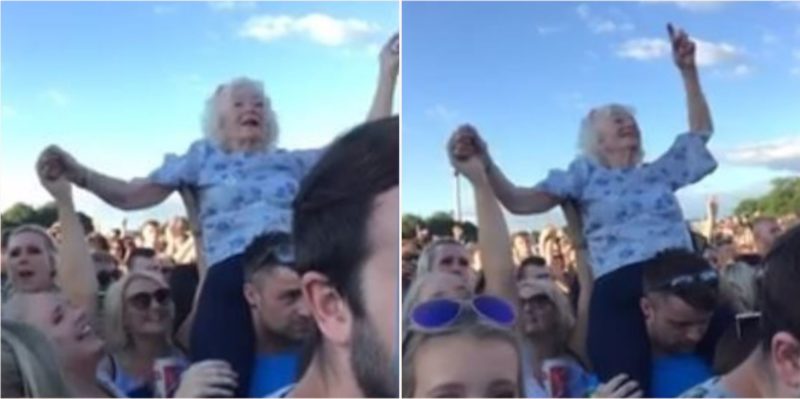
left=1, top=1, right=398, bottom=232
left=402, top=1, right=800, bottom=231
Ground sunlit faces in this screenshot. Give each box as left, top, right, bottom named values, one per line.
left=5, top=231, right=55, bottom=293
left=410, top=333, right=520, bottom=398
left=12, top=292, right=105, bottom=368
left=218, top=81, right=271, bottom=148
left=246, top=265, right=313, bottom=342
left=641, top=294, right=713, bottom=354
left=124, top=276, right=173, bottom=338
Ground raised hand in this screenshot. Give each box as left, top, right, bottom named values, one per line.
left=38, top=145, right=86, bottom=184
left=380, top=33, right=399, bottom=79
left=36, top=148, right=74, bottom=202
left=447, top=124, right=489, bottom=183
left=594, top=374, right=643, bottom=398
left=667, top=23, right=696, bottom=71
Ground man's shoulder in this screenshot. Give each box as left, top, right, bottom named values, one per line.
left=679, top=376, right=735, bottom=398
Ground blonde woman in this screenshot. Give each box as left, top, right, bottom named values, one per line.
left=39, top=33, right=399, bottom=395
left=1, top=320, right=72, bottom=398
left=97, top=270, right=190, bottom=397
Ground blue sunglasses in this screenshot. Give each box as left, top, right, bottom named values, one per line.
left=409, top=295, right=516, bottom=332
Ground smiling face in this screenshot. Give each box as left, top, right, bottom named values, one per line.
left=588, top=105, right=642, bottom=167
left=123, top=276, right=173, bottom=338
left=10, top=292, right=105, bottom=369
left=5, top=231, right=55, bottom=293
left=217, top=81, right=271, bottom=150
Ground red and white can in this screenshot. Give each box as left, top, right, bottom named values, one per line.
left=542, top=358, right=571, bottom=398
left=153, top=357, right=184, bottom=398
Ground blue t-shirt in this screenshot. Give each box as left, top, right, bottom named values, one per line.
left=651, top=353, right=714, bottom=398
left=249, top=351, right=301, bottom=398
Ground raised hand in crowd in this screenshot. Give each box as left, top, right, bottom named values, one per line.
left=367, top=32, right=400, bottom=122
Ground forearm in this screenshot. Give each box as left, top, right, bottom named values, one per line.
left=55, top=197, right=98, bottom=317
left=366, top=73, right=397, bottom=122
left=681, top=68, right=713, bottom=135
left=473, top=177, right=517, bottom=307
left=704, top=205, right=717, bottom=240
left=486, top=160, right=559, bottom=214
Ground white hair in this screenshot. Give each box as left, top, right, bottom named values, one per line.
left=201, top=77, right=280, bottom=151
left=578, top=103, right=644, bottom=165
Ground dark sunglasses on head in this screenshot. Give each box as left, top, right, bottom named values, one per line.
left=409, top=295, right=516, bottom=332
left=654, top=269, right=719, bottom=292
left=97, top=270, right=122, bottom=286
left=127, top=288, right=171, bottom=311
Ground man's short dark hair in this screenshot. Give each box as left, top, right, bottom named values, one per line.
left=127, top=247, right=156, bottom=269
left=293, top=116, right=398, bottom=319
left=643, top=249, right=720, bottom=312
left=520, top=255, right=546, bottom=268
left=758, top=224, right=800, bottom=350
left=242, top=234, right=287, bottom=282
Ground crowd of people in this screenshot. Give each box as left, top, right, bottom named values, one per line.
left=401, top=24, right=800, bottom=399
left=1, top=33, right=399, bottom=398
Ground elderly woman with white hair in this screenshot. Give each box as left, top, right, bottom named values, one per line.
left=451, top=24, right=723, bottom=395
left=38, top=33, right=399, bottom=396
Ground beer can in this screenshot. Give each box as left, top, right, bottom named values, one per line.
left=542, top=358, right=571, bottom=398
left=153, top=357, right=184, bottom=398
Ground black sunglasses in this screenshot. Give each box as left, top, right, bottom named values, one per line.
left=127, top=288, right=171, bottom=311
left=654, top=269, right=719, bottom=292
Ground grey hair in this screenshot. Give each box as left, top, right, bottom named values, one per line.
left=720, top=262, right=758, bottom=313
left=1, top=320, right=73, bottom=398
left=201, top=77, right=280, bottom=151
left=578, top=103, right=644, bottom=165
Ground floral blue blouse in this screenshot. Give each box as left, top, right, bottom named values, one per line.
left=148, top=139, right=324, bottom=266
left=535, top=132, right=717, bottom=279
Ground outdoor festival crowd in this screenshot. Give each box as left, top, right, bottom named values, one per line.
left=0, top=34, right=399, bottom=398
left=400, top=25, right=800, bottom=399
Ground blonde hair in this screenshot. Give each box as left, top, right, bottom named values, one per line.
left=415, top=238, right=466, bottom=279
left=402, top=320, right=524, bottom=397
left=7, top=225, right=58, bottom=273
left=578, top=103, right=644, bottom=165
left=1, top=320, right=72, bottom=398
left=201, top=77, right=280, bottom=151
left=520, top=279, right=575, bottom=342
left=103, top=271, right=174, bottom=352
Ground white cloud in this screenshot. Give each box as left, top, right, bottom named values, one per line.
left=42, top=89, right=69, bottom=107
left=675, top=1, right=724, bottom=13
left=761, top=32, right=779, bottom=45
left=616, top=38, right=670, bottom=60
left=723, top=137, right=800, bottom=172
left=426, top=104, right=458, bottom=125
left=616, top=37, right=744, bottom=67
left=576, top=4, right=634, bottom=34
left=1, top=105, right=17, bottom=120
left=239, top=13, right=379, bottom=47
left=536, top=25, right=565, bottom=36
left=730, top=64, right=753, bottom=77
left=153, top=5, right=177, bottom=15
left=208, top=1, right=256, bottom=12
left=778, top=1, right=800, bottom=11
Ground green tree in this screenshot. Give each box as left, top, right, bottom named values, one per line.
left=402, top=214, right=424, bottom=239
left=734, top=177, right=800, bottom=217
left=426, top=211, right=455, bottom=237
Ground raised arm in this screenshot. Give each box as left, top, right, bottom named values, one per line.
left=449, top=128, right=517, bottom=307
left=42, top=145, right=172, bottom=211
left=668, top=23, right=713, bottom=136
left=561, top=200, right=593, bottom=367
left=37, top=153, right=98, bottom=318
left=450, top=125, right=561, bottom=214
left=366, top=33, right=399, bottom=122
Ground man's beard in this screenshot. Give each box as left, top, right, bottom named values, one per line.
left=350, top=316, right=397, bottom=398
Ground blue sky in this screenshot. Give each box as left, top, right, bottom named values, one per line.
left=1, top=1, right=398, bottom=232
left=402, top=1, right=800, bottom=231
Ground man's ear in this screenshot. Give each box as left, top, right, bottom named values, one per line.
left=243, top=282, right=259, bottom=308
left=771, top=332, right=800, bottom=391
left=641, top=296, right=654, bottom=321
left=302, top=271, right=353, bottom=346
